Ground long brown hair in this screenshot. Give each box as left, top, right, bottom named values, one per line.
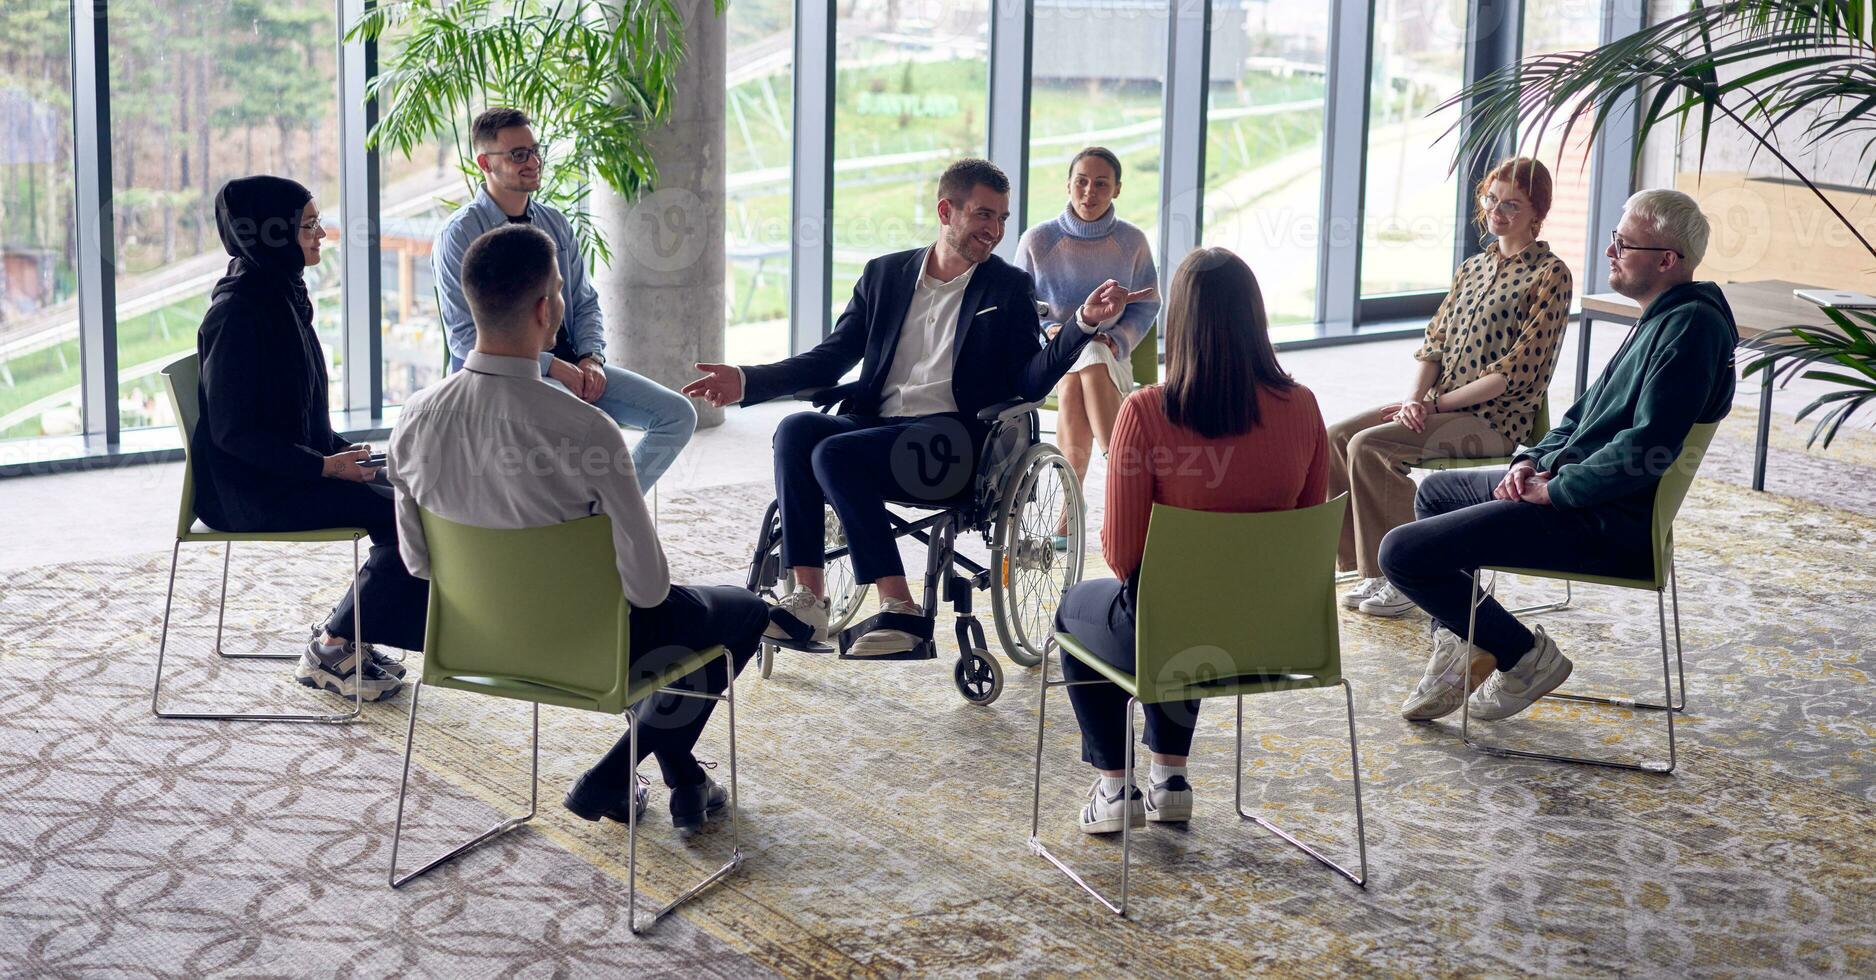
left=1161, top=247, right=1295, bottom=438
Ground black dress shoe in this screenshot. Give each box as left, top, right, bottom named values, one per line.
left=563, top=772, right=650, bottom=824
left=668, top=776, right=728, bottom=835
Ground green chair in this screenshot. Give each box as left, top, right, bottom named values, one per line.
left=1458, top=421, right=1719, bottom=774
left=152, top=353, right=369, bottom=723
left=387, top=509, right=742, bottom=933
left=1029, top=496, right=1367, bottom=916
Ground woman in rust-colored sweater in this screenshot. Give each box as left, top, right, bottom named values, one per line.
left=1055, top=247, right=1328, bottom=835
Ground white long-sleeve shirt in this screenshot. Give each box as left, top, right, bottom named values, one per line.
left=878, top=249, right=975, bottom=417
left=387, top=351, right=670, bottom=609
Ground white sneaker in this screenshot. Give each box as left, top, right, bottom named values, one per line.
left=1078, top=779, right=1146, bottom=835
left=1468, top=626, right=1574, bottom=721
left=1357, top=581, right=1419, bottom=618
left=1340, top=576, right=1385, bottom=610
left=1144, top=774, right=1192, bottom=823
left=764, top=587, right=830, bottom=644
left=845, top=597, right=925, bottom=657
left=1400, top=627, right=1493, bottom=722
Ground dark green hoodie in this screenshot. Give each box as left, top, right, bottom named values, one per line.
left=1517, top=280, right=1737, bottom=534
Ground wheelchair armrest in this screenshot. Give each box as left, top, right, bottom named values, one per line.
left=977, top=397, right=1044, bottom=424
left=794, top=383, right=861, bottom=410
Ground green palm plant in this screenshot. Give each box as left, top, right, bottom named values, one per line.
left=1442, top=0, right=1876, bottom=447
left=346, top=0, right=723, bottom=268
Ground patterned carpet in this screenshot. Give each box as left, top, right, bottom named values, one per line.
left=2, top=412, right=1874, bottom=977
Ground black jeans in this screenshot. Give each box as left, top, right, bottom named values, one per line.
left=209, top=479, right=429, bottom=651
left=1054, top=578, right=1200, bottom=771
left=584, top=585, right=765, bottom=789
left=772, top=411, right=978, bottom=584
left=1377, top=469, right=1650, bottom=669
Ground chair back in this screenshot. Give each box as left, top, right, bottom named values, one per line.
left=1526, top=392, right=1552, bottom=447
left=1131, top=496, right=1348, bottom=703
left=418, top=508, right=633, bottom=713
left=1130, top=320, right=1159, bottom=386
left=161, top=354, right=204, bottom=539
left=1646, top=421, right=1720, bottom=585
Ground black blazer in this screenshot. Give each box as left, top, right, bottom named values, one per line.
left=192, top=280, right=348, bottom=529
left=740, top=248, right=1092, bottom=423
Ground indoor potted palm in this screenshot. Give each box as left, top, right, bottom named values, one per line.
left=1443, top=0, right=1876, bottom=447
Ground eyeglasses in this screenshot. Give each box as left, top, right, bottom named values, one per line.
left=494, top=144, right=546, bottom=165
left=1477, top=195, right=1524, bottom=218
left=1608, top=231, right=1682, bottom=258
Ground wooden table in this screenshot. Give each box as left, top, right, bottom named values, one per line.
left=1577, top=279, right=1843, bottom=492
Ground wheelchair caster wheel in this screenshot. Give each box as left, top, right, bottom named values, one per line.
left=954, top=649, right=1003, bottom=706
left=758, top=641, right=777, bottom=680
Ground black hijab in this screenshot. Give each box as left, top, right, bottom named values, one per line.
left=213, top=174, right=316, bottom=327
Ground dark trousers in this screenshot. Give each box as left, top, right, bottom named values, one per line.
left=1054, top=578, right=1200, bottom=771
left=1378, top=469, right=1650, bottom=668
left=584, top=585, right=765, bottom=789
left=773, top=411, right=977, bottom=584
left=210, top=479, right=429, bottom=651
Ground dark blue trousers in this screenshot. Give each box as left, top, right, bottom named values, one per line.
left=1378, top=469, right=1650, bottom=668
left=773, top=411, right=977, bottom=584
left=1054, top=578, right=1200, bottom=771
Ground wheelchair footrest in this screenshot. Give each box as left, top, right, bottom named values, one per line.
left=766, top=636, right=834, bottom=654
left=837, top=611, right=936, bottom=661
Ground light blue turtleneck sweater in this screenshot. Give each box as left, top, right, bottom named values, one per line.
left=1013, top=204, right=1160, bottom=361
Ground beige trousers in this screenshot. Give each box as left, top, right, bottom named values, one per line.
left=1326, top=405, right=1516, bottom=577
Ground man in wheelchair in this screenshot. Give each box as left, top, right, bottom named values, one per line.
left=684, top=159, right=1152, bottom=659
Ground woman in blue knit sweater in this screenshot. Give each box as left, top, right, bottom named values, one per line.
left=1015, top=147, right=1161, bottom=546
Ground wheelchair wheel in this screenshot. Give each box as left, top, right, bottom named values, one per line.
left=954, top=648, right=1003, bottom=706
left=990, top=444, right=1085, bottom=668
left=821, top=507, right=869, bottom=633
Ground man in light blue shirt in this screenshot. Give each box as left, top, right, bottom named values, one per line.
left=433, top=107, right=695, bottom=490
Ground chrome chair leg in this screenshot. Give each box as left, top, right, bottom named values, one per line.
left=1234, top=684, right=1368, bottom=887
left=389, top=683, right=539, bottom=887
left=1026, top=646, right=1132, bottom=916
left=210, top=541, right=308, bottom=661
left=153, top=536, right=364, bottom=724
left=1461, top=570, right=1676, bottom=774
left=630, top=665, right=746, bottom=934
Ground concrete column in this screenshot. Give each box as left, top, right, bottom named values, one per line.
left=596, top=0, right=727, bottom=428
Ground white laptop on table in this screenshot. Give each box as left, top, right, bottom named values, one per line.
left=1793, top=287, right=1876, bottom=309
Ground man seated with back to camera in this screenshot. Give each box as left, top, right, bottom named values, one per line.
left=390, top=223, right=766, bottom=835
left=682, top=159, right=1153, bottom=659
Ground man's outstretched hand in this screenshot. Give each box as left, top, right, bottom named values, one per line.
left=1078, top=280, right=1156, bottom=327
left=682, top=363, right=744, bottom=408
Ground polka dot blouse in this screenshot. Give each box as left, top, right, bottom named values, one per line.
left=1412, top=239, right=1572, bottom=444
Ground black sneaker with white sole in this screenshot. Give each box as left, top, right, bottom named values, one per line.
left=307, top=624, right=407, bottom=679
left=295, top=639, right=402, bottom=702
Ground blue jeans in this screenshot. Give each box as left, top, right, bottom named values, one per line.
left=452, top=355, right=696, bottom=491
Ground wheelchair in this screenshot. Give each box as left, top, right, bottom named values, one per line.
left=745, top=383, right=1088, bottom=706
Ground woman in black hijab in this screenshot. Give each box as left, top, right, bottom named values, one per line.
left=194, top=175, right=423, bottom=702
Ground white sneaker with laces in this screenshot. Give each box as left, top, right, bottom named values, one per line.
left=845, top=597, right=925, bottom=657
left=1078, top=779, right=1146, bottom=835
left=764, top=587, right=830, bottom=644
left=1467, top=626, right=1574, bottom=721
left=1340, top=576, right=1385, bottom=610
left=1357, top=580, right=1419, bottom=618
left=1399, top=626, right=1493, bottom=721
